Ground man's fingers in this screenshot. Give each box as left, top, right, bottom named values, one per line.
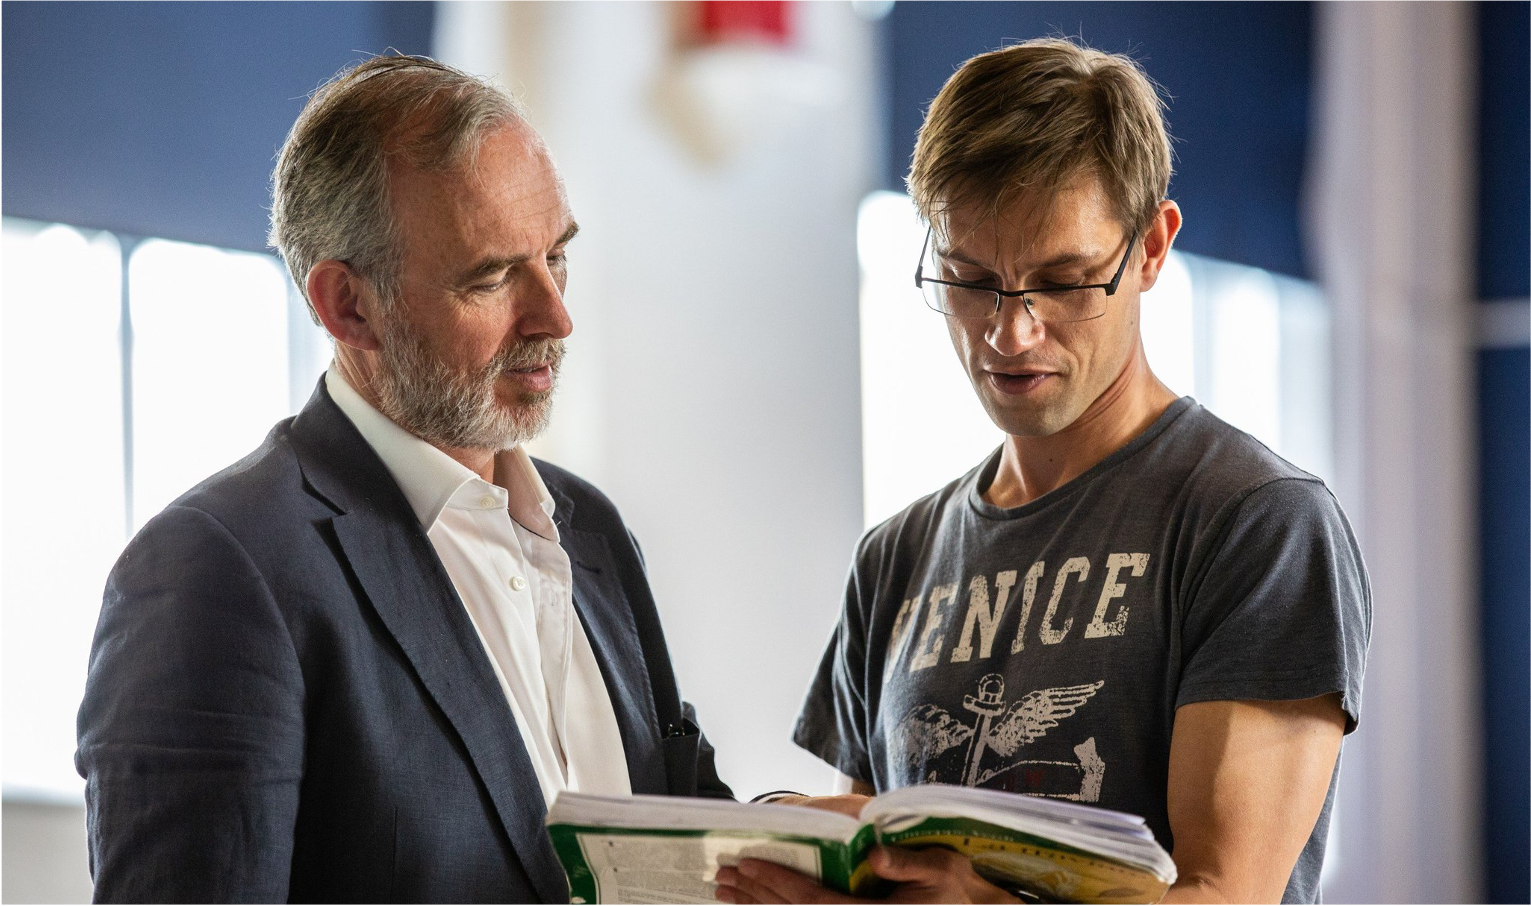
left=716, top=864, right=792, bottom=905
left=787, top=794, right=871, bottom=819
left=720, top=859, right=857, bottom=904
left=868, top=845, right=966, bottom=883
left=717, top=866, right=776, bottom=904
left=714, top=880, right=762, bottom=905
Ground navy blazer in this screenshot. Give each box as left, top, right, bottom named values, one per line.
left=77, top=381, right=731, bottom=903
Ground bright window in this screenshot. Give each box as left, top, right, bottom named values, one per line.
left=0, top=218, right=329, bottom=802
left=2, top=221, right=126, bottom=800
left=127, top=238, right=296, bottom=530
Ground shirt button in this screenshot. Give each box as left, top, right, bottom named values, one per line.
left=478, top=495, right=497, bottom=508
left=510, top=576, right=527, bottom=592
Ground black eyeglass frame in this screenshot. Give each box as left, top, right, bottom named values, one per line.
left=913, top=227, right=1140, bottom=322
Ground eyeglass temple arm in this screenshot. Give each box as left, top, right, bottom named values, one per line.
left=914, top=228, right=932, bottom=286
left=1103, top=233, right=1139, bottom=296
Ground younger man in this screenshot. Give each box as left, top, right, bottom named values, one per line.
left=720, top=38, right=1369, bottom=905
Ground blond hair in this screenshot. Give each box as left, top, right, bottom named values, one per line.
left=908, top=37, right=1172, bottom=237
left=269, top=54, right=526, bottom=322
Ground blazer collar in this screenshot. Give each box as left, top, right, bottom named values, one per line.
left=550, top=510, right=668, bottom=796
left=288, top=380, right=571, bottom=902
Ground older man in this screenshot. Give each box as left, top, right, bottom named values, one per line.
left=76, top=55, right=729, bottom=903
left=719, top=38, right=1370, bottom=905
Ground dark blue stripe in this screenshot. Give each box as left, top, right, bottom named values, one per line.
left=1478, top=345, right=1530, bottom=905
left=1, top=1, right=436, bottom=253
left=1476, top=1, right=1530, bottom=301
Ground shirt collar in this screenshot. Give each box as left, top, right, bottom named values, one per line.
left=325, top=366, right=560, bottom=541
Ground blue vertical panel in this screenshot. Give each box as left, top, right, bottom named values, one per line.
left=1477, top=1, right=1531, bottom=301
left=885, top=1, right=1312, bottom=278
left=1, top=1, right=435, bottom=253
left=1478, top=349, right=1531, bottom=905
left=1475, top=3, right=1530, bottom=902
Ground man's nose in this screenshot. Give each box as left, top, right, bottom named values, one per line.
left=985, top=295, right=1045, bottom=356
left=517, top=265, right=573, bottom=340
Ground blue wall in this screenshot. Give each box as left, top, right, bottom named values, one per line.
left=1477, top=348, right=1530, bottom=905
left=884, top=1, right=1313, bottom=278
left=1475, top=3, right=1530, bottom=902
left=1477, top=1, right=1531, bottom=301
left=1, top=1, right=435, bottom=254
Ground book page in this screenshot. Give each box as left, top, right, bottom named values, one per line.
left=550, top=792, right=860, bottom=839
left=572, top=832, right=823, bottom=904
left=865, top=783, right=1149, bottom=833
left=863, top=784, right=1173, bottom=877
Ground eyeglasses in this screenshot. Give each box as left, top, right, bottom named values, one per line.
left=913, top=228, right=1138, bottom=323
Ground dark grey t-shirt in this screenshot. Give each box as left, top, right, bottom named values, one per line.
left=794, top=398, right=1370, bottom=904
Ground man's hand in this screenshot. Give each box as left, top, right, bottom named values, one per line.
left=714, top=846, right=1020, bottom=904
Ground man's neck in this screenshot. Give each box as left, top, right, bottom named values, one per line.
left=984, top=345, right=1178, bottom=508
left=334, top=352, right=498, bottom=482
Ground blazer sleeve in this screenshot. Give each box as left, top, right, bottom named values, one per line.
left=76, top=504, right=305, bottom=903
left=683, top=701, right=734, bottom=800
left=623, top=528, right=734, bottom=801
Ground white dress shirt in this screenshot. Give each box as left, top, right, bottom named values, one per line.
left=326, top=367, right=631, bottom=804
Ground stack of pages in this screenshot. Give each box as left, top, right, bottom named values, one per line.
left=546, top=783, right=1176, bottom=904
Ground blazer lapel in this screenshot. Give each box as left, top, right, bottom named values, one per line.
left=292, top=382, right=570, bottom=903
left=550, top=493, right=668, bottom=795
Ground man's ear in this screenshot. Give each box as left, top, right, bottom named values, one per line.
left=307, top=259, right=383, bottom=352
left=1137, top=200, right=1182, bottom=293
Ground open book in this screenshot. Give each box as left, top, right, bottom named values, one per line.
left=546, top=784, right=1176, bottom=904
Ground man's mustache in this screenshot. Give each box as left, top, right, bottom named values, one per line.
left=490, top=338, right=565, bottom=375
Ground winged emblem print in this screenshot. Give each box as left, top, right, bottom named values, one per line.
left=894, top=674, right=1106, bottom=800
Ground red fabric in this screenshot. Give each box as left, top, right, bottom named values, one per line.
left=696, top=1, right=791, bottom=44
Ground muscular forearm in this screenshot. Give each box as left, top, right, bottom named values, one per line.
left=1157, top=873, right=1252, bottom=904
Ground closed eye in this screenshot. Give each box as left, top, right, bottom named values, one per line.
left=941, top=266, right=998, bottom=287
left=470, top=272, right=511, bottom=293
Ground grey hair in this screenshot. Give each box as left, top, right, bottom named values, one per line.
left=269, top=54, right=528, bottom=322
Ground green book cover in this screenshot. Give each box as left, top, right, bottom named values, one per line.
left=547, top=822, right=880, bottom=904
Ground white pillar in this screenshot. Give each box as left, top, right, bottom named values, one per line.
left=434, top=0, right=879, bottom=797
left=1309, top=2, right=1482, bottom=901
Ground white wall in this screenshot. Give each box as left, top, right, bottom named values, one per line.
left=435, top=0, right=880, bottom=796
left=1, top=802, right=92, bottom=903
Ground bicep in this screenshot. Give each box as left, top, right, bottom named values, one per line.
left=1163, top=694, right=1345, bottom=904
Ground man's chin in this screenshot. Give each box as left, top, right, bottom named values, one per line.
left=490, top=398, right=554, bottom=448
left=402, top=404, right=552, bottom=453
left=984, top=398, right=1077, bottom=439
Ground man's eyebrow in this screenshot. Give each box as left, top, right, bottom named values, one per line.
left=934, top=246, right=990, bottom=269
left=936, top=245, right=1096, bottom=272
left=456, top=221, right=581, bottom=284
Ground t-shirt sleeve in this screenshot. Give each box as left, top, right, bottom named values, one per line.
left=792, top=546, right=877, bottom=785
left=1177, top=477, right=1372, bottom=732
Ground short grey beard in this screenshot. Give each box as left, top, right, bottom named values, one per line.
left=373, top=313, right=563, bottom=452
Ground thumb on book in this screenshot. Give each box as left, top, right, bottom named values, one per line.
left=869, top=845, right=966, bottom=882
